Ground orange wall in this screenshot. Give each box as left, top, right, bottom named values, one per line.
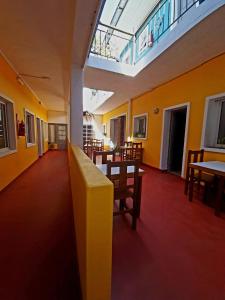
left=0, top=54, right=48, bottom=191
left=103, top=53, right=225, bottom=172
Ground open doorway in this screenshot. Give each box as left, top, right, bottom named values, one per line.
left=36, top=117, right=44, bottom=156
left=160, top=103, right=190, bottom=177
left=110, top=115, right=126, bottom=147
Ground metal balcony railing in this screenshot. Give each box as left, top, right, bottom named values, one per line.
left=90, top=0, right=206, bottom=65
left=90, top=23, right=134, bottom=64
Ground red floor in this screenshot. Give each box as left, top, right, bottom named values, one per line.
left=0, top=151, right=81, bottom=300
left=112, top=166, right=225, bottom=300
left=1, top=152, right=225, bottom=300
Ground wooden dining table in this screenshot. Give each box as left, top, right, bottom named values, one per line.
left=188, top=161, right=225, bottom=216
left=97, top=164, right=145, bottom=217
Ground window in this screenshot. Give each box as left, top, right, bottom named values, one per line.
left=0, top=101, right=9, bottom=150
left=138, top=26, right=148, bottom=55
left=25, top=110, right=35, bottom=146
left=133, top=114, right=148, bottom=139
left=83, top=124, right=94, bottom=145
left=0, top=96, right=16, bottom=156
left=202, top=94, right=225, bottom=151
left=217, top=101, right=225, bottom=146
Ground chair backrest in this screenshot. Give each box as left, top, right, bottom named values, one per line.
left=92, top=139, right=104, bottom=151
left=124, top=141, right=133, bottom=147
left=186, top=149, right=204, bottom=178
left=132, top=142, right=142, bottom=149
left=93, top=150, right=115, bottom=164
left=187, top=149, right=204, bottom=164
left=106, top=160, right=139, bottom=198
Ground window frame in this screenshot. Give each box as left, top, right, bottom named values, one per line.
left=132, top=113, right=148, bottom=140
left=0, top=100, right=9, bottom=152
left=137, top=26, right=149, bottom=55
left=216, top=100, right=225, bottom=148
left=44, top=121, right=48, bottom=142
left=201, top=93, right=225, bottom=153
left=0, top=94, right=17, bottom=158
left=24, top=109, right=36, bottom=147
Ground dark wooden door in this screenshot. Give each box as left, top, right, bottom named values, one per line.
left=168, top=108, right=187, bottom=174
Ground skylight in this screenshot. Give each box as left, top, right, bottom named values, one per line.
left=83, top=88, right=114, bottom=113
left=101, top=0, right=160, bottom=34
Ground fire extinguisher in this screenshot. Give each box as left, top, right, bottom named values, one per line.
left=16, top=114, right=25, bottom=136
left=18, top=120, right=25, bottom=136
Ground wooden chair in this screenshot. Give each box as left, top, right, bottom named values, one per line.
left=184, top=149, right=215, bottom=201
left=121, top=141, right=133, bottom=161
left=92, top=139, right=104, bottom=151
left=124, top=141, right=133, bottom=147
left=132, top=142, right=143, bottom=162
left=83, top=140, right=92, bottom=157
left=93, top=150, right=115, bottom=165
left=107, top=160, right=139, bottom=230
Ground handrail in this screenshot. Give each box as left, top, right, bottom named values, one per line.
left=99, top=21, right=134, bottom=36
left=90, top=0, right=206, bottom=65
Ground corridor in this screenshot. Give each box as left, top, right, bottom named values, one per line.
left=0, top=151, right=81, bottom=300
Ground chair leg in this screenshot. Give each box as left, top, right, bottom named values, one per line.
left=203, top=184, right=209, bottom=203
left=119, top=199, right=125, bottom=211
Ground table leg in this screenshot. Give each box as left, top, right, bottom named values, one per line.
left=137, top=176, right=143, bottom=218
left=215, top=176, right=224, bottom=217
left=188, top=168, right=194, bottom=202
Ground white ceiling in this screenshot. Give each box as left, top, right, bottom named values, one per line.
left=84, top=4, right=225, bottom=114
left=0, top=0, right=100, bottom=112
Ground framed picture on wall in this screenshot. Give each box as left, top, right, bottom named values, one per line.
left=133, top=113, right=148, bottom=139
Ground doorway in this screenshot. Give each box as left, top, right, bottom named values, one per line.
left=110, top=115, right=126, bottom=147
left=48, top=123, right=67, bottom=150
left=160, top=103, right=190, bottom=177
left=36, top=117, right=44, bottom=156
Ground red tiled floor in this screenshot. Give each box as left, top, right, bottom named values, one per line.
left=112, top=166, right=225, bottom=300
left=0, top=151, right=81, bottom=300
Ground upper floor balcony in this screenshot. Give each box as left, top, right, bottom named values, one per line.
left=87, top=0, right=223, bottom=76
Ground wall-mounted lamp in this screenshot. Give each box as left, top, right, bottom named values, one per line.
left=153, top=107, right=160, bottom=114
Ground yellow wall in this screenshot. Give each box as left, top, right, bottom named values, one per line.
left=68, top=145, right=113, bottom=300
left=103, top=54, right=225, bottom=171
left=0, top=54, right=48, bottom=191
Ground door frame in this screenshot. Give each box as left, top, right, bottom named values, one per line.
left=109, top=113, right=128, bottom=141
left=36, top=117, right=44, bottom=156
left=160, top=102, right=190, bottom=178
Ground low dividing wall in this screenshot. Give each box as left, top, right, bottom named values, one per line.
left=69, top=145, right=113, bottom=300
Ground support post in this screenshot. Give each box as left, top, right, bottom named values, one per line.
left=70, top=65, right=83, bottom=147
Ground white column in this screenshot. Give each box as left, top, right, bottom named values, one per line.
left=127, top=99, right=132, bottom=138
left=70, top=65, right=83, bottom=147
